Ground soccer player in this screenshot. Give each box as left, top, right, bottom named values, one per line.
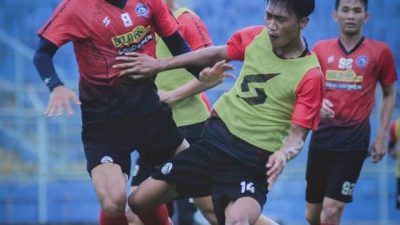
left=388, top=119, right=400, bottom=210
left=125, top=0, right=218, bottom=224
left=114, top=0, right=323, bottom=224
left=32, top=0, right=229, bottom=225
left=304, top=0, right=397, bottom=225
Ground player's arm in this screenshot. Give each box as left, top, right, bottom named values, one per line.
left=266, top=124, right=308, bottom=191
left=114, top=46, right=229, bottom=81
left=158, top=10, right=232, bottom=105
left=370, top=84, right=396, bottom=162
left=33, top=37, right=80, bottom=116
left=266, top=68, right=323, bottom=190
left=159, top=61, right=234, bottom=105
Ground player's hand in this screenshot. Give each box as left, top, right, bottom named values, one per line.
left=199, top=60, right=235, bottom=83
left=266, top=150, right=287, bottom=191
left=320, top=98, right=335, bottom=119
left=158, top=90, right=175, bottom=106
left=369, top=136, right=387, bottom=163
left=44, top=86, right=81, bottom=117
left=113, top=52, right=162, bottom=79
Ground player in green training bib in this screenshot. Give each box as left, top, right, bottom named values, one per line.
left=126, top=1, right=220, bottom=225
left=115, top=0, right=323, bottom=224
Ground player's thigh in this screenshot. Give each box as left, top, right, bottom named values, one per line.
left=193, top=196, right=214, bottom=215
left=305, top=202, right=322, bottom=222
left=225, top=196, right=262, bottom=225
left=129, top=176, right=177, bottom=215
left=91, top=163, right=128, bottom=206
left=212, top=154, right=269, bottom=225
left=194, top=196, right=218, bottom=225
left=325, top=151, right=367, bottom=203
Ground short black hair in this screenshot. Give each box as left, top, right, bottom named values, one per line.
left=335, top=0, right=368, bottom=11
left=266, top=0, right=315, bottom=18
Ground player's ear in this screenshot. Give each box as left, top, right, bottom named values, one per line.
left=364, top=11, right=369, bottom=23
left=299, top=17, right=309, bottom=30
left=332, top=10, right=338, bottom=22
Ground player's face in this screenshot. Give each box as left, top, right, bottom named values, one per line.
left=334, top=0, right=368, bottom=36
left=265, top=3, right=306, bottom=49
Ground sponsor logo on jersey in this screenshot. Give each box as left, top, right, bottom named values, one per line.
left=112, top=25, right=151, bottom=48
left=326, top=70, right=363, bottom=83
left=325, top=70, right=363, bottom=90
left=100, top=156, right=114, bottom=163
left=118, top=34, right=153, bottom=55
left=356, top=55, right=368, bottom=69
left=161, top=162, right=173, bottom=175
left=135, top=3, right=149, bottom=18
left=338, top=57, right=353, bottom=70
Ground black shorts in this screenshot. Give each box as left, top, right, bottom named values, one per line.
left=130, top=121, right=206, bottom=186
left=305, top=148, right=367, bottom=203
left=82, top=103, right=183, bottom=176
left=152, top=117, right=271, bottom=224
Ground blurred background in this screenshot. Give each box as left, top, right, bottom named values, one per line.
left=0, top=0, right=399, bottom=224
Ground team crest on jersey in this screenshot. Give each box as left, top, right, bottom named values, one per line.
left=356, top=55, right=368, bottom=69
left=135, top=3, right=149, bottom=18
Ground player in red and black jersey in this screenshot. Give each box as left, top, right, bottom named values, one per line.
left=32, top=1, right=229, bottom=225
left=305, top=1, right=397, bottom=225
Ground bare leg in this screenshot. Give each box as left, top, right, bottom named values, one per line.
left=305, top=202, right=322, bottom=225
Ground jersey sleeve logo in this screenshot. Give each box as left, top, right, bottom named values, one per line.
left=135, top=3, right=150, bottom=18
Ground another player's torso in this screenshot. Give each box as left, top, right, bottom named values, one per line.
left=317, top=38, right=381, bottom=127
left=72, top=0, right=158, bottom=84
left=311, top=38, right=387, bottom=151
left=40, top=0, right=178, bottom=121
left=155, top=8, right=210, bottom=127
left=215, top=27, right=319, bottom=152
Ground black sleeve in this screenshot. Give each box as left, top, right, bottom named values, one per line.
left=33, top=37, right=64, bottom=91
left=161, top=31, right=204, bottom=79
